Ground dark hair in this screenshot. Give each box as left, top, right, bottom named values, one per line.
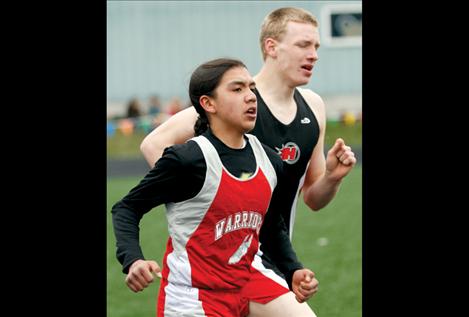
left=189, top=58, right=247, bottom=135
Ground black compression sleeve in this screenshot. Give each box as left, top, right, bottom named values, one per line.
left=111, top=143, right=205, bottom=273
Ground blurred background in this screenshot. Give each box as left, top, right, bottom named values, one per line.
left=107, top=1, right=361, bottom=317
left=107, top=0, right=362, bottom=161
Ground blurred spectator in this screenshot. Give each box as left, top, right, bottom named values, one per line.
left=126, top=97, right=143, bottom=118
left=137, top=116, right=153, bottom=134
left=119, top=118, right=134, bottom=136
left=107, top=121, right=116, bottom=138
left=148, top=95, right=162, bottom=116
left=166, top=97, right=183, bottom=116
left=340, top=110, right=356, bottom=126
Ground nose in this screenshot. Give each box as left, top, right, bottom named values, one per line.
left=307, top=48, right=319, bottom=62
left=245, top=90, right=257, bottom=103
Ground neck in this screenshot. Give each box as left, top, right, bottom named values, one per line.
left=209, top=124, right=246, bottom=149
left=254, top=62, right=296, bottom=103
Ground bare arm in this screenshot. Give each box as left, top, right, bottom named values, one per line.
left=299, top=89, right=357, bottom=211
left=140, top=107, right=198, bottom=167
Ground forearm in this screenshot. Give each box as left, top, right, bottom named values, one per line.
left=111, top=201, right=145, bottom=273
left=140, top=130, right=169, bottom=167
left=266, top=235, right=303, bottom=273
left=303, top=173, right=342, bottom=211
left=263, top=234, right=303, bottom=289
left=260, top=210, right=303, bottom=287
left=140, top=107, right=198, bottom=167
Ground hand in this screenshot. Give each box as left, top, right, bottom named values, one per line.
left=125, top=259, right=162, bottom=292
left=325, top=138, right=357, bottom=182
left=292, top=269, right=319, bottom=303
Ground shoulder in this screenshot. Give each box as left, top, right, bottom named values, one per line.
left=261, top=143, right=283, bottom=174
left=297, top=87, right=326, bottom=127
left=248, top=135, right=281, bottom=166
left=161, top=139, right=204, bottom=167
left=297, top=88, right=325, bottom=113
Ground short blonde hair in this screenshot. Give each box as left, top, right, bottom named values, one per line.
left=259, top=7, right=318, bottom=60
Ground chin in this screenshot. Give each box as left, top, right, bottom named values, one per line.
left=296, top=77, right=311, bottom=86
left=243, top=122, right=256, bottom=133
left=293, top=73, right=312, bottom=86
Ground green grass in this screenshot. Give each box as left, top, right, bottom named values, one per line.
left=107, top=131, right=148, bottom=159
left=107, top=166, right=362, bottom=317
left=324, top=121, right=362, bottom=146
left=107, top=121, right=362, bottom=159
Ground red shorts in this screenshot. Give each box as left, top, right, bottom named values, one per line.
left=157, top=254, right=289, bottom=317
left=239, top=253, right=290, bottom=316
left=158, top=281, right=246, bottom=317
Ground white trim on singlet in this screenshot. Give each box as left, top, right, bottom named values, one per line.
left=165, top=136, right=222, bottom=254
left=245, top=134, right=277, bottom=191
left=288, top=159, right=309, bottom=240
left=164, top=252, right=205, bottom=316
left=164, top=135, right=223, bottom=316
left=251, top=251, right=289, bottom=288
left=288, top=173, right=306, bottom=240
left=163, top=281, right=205, bottom=316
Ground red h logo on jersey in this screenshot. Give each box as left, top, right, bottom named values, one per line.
left=280, top=147, right=296, bottom=161
left=275, top=142, right=300, bottom=164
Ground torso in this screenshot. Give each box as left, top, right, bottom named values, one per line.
left=163, top=134, right=278, bottom=290
left=250, top=88, right=320, bottom=236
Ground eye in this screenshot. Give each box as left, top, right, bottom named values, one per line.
left=250, top=87, right=256, bottom=93
left=234, top=87, right=242, bottom=92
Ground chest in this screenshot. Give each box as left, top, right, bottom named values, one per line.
left=252, top=102, right=320, bottom=173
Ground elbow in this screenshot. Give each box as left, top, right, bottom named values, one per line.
left=311, top=206, right=322, bottom=212
left=307, top=202, right=322, bottom=212
left=304, top=197, right=323, bottom=211
left=140, top=137, right=151, bottom=155
left=140, top=137, right=158, bottom=167
left=140, top=136, right=156, bottom=159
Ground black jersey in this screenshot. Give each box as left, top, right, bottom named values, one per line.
left=251, top=88, right=320, bottom=237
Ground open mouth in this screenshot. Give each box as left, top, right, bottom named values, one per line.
left=301, top=64, right=313, bottom=71
left=246, top=107, right=257, bottom=116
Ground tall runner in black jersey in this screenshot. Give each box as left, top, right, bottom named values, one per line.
left=140, top=7, right=356, bottom=317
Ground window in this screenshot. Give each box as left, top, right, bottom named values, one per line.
left=321, top=3, right=362, bottom=47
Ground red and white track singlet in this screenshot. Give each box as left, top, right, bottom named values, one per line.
left=157, top=134, right=277, bottom=317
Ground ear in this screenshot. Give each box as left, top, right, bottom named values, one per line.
left=199, top=95, right=216, bottom=114
left=264, top=38, right=277, bottom=58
